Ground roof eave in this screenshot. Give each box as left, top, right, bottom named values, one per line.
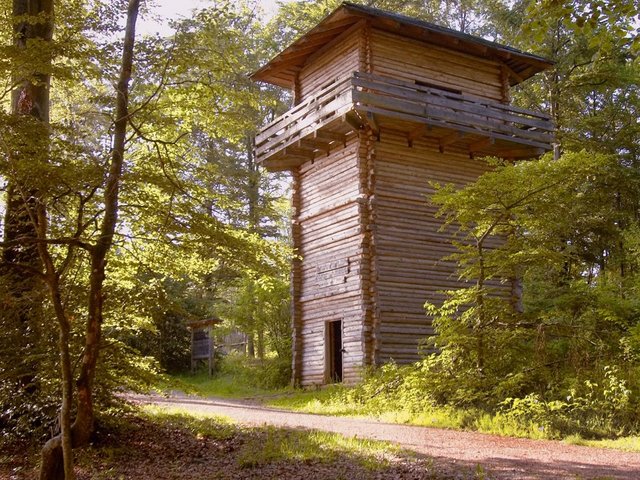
left=251, top=2, right=554, bottom=89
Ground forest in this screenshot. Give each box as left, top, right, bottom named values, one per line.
left=0, top=0, right=639, bottom=479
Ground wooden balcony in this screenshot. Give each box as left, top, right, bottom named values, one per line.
left=255, top=72, right=553, bottom=170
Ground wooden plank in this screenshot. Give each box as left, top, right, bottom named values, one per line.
left=353, top=90, right=553, bottom=144
left=354, top=74, right=551, bottom=128
left=302, top=20, right=365, bottom=74
left=366, top=111, right=379, bottom=135
left=257, top=75, right=352, bottom=143
left=356, top=104, right=551, bottom=150
left=314, top=129, right=347, bottom=144
left=257, top=88, right=353, bottom=154
left=354, top=71, right=550, bottom=120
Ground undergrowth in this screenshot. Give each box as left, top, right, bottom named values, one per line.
left=166, top=354, right=640, bottom=449
left=164, top=352, right=292, bottom=398
left=267, top=361, right=640, bottom=445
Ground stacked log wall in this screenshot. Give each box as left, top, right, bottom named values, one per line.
left=298, top=29, right=362, bottom=101
left=296, top=136, right=367, bottom=385
left=371, top=132, right=492, bottom=363
left=369, top=29, right=504, bottom=102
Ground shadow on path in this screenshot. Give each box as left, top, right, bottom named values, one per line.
left=129, top=393, right=640, bottom=480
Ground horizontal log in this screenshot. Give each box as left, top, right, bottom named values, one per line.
left=371, top=33, right=501, bottom=86
left=372, top=28, right=502, bottom=71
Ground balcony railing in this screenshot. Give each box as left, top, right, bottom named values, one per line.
left=255, top=72, right=553, bottom=169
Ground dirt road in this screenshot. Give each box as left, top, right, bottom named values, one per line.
left=131, top=393, right=640, bottom=480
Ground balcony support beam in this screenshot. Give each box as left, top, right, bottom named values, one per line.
left=469, top=137, right=495, bottom=159
left=439, top=130, right=464, bottom=153
left=314, top=129, right=347, bottom=147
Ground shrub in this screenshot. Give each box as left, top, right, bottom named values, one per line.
left=217, top=352, right=291, bottom=390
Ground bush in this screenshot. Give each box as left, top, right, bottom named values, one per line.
left=217, top=352, right=291, bottom=390
left=314, top=359, right=640, bottom=440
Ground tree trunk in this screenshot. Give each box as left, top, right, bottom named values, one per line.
left=2, top=0, right=54, bottom=396
left=244, top=143, right=264, bottom=360
left=39, top=1, right=140, bottom=478
left=475, top=241, right=485, bottom=373
left=257, top=328, right=265, bottom=360
left=247, top=332, right=255, bottom=358
left=34, top=202, right=76, bottom=479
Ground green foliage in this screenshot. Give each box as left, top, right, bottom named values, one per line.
left=425, top=151, right=640, bottom=413
left=268, top=363, right=640, bottom=441
left=219, top=272, right=292, bottom=362
left=169, top=352, right=292, bottom=399
left=492, top=365, right=639, bottom=440
left=209, top=352, right=292, bottom=391
left=1, top=0, right=291, bottom=447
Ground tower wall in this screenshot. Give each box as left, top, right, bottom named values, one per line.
left=295, top=135, right=367, bottom=385
left=369, top=29, right=506, bottom=101
left=298, top=29, right=362, bottom=101
left=370, top=132, right=492, bottom=363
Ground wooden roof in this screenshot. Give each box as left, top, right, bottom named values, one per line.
left=187, top=317, right=222, bottom=329
left=252, top=2, right=553, bottom=89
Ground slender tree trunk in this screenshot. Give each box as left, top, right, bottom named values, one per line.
left=257, top=328, right=265, bottom=360
left=245, top=136, right=265, bottom=359
left=475, top=241, right=485, bottom=373
left=35, top=204, right=76, bottom=479
left=39, top=1, right=140, bottom=478
left=247, top=333, right=255, bottom=358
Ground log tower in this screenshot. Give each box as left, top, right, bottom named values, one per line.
left=252, top=2, right=553, bottom=386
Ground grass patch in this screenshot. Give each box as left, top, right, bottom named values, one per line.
left=169, top=371, right=274, bottom=398
left=141, top=404, right=237, bottom=440
left=162, top=353, right=293, bottom=398
left=267, top=385, right=353, bottom=413
left=266, top=387, right=470, bottom=430
left=564, top=434, right=640, bottom=452
left=236, top=426, right=400, bottom=470
left=266, top=387, right=640, bottom=449
left=140, top=404, right=404, bottom=471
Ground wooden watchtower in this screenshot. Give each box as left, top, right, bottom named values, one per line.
left=252, top=3, right=553, bottom=386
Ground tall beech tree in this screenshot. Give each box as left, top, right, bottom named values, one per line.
left=1, top=0, right=53, bottom=398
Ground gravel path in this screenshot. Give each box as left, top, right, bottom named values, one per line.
left=131, top=393, right=640, bottom=480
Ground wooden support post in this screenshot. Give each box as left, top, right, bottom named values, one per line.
left=290, top=169, right=303, bottom=387
left=500, top=65, right=511, bottom=104
left=208, top=325, right=214, bottom=377
left=344, top=110, right=364, bottom=131
left=190, top=328, right=195, bottom=373
left=366, top=111, right=380, bottom=140
left=407, top=124, right=428, bottom=147
left=314, top=129, right=347, bottom=147
left=293, top=72, right=301, bottom=106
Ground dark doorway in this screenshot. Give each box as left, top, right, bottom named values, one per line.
left=327, top=320, right=343, bottom=383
